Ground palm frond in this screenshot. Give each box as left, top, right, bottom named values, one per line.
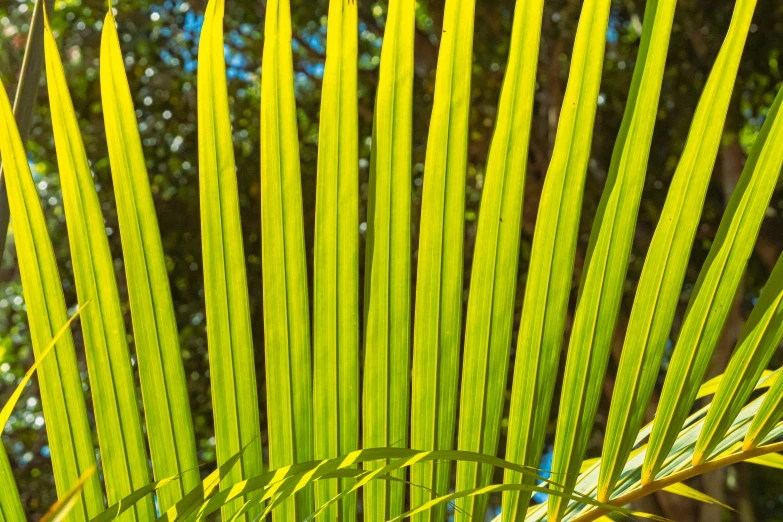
left=100, top=9, right=200, bottom=511
left=198, top=0, right=264, bottom=518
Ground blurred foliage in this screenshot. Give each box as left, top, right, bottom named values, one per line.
left=0, top=0, right=782, bottom=519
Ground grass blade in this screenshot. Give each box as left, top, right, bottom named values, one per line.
left=0, top=0, right=52, bottom=263
left=409, top=0, right=476, bottom=518
left=362, top=0, right=415, bottom=519
left=101, top=8, right=200, bottom=511
left=599, top=0, right=758, bottom=500
left=313, top=0, right=359, bottom=520
left=501, top=0, right=612, bottom=518
left=643, top=48, right=782, bottom=484
left=0, top=76, right=103, bottom=521
left=695, top=251, right=783, bottom=463
left=547, top=1, right=675, bottom=517
left=454, top=0, right=544, bottom=519
left=260, top=0, right=314, bottom=519
left=198, top=0, right=264, bottom=519
left=43, top=14, right=154, bottom=520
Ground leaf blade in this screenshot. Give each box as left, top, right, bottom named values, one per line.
left=549, top=0, right=676, bottom=515
left=362, top=0, right=415, bottom=519
left=454, top=0, right=544, bottom=519
left=0, top=71, right=103, bottom=522
left=260, top=0, right=315, bottom=519
left=313, top=1, right=359, bottom=520
left=100, top=9, right=200, bottom=511
left=44, top=15, right=154, bottom=520
left=644, top=53, right=783, bottom=483
left=198, top=0, right=264, bottom=519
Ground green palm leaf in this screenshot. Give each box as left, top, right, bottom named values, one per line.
left=260, top=0, right=314, bottom=519
left=502, top=0, right=612, bottom=518
left=599, top=0, right=759, bottom=500
left=548, top=0, right=675, bottom=517
left=695, top=250, right=783, bottom=463
left=43, top=15, right=154, bottom=520
left=410, top=0, right=476, bottom=518
left=0, top=0, right=52, bottom=263
left=745, top=366, right=783, bottom=449
left=643, top=33, right=783, bottom=484
left=0, top=304, right=86, bottom=522
left=313, top=0, right=359, bottom=519
left=455, top=0, right=544, bottom=520
left=363, top=0, right=414, bottom=519
left=100, top=8, right=200, bottom=511
left=198, top=0, right=264, bottom=519
left=0, top=73, right=103, bottom=522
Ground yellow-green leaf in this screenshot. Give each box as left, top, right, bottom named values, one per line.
left=695, top=251, right=783, bottom=464
left=455, top=0, right=543, bottom=520
left=313, top=1, right=359, bottom=520
left=44, top=14, right=153, bottom=520
left=502, top=0, right=612, bottom=518
left=550, top=0, right=676, bottom=515
left=410, top=0, right=477, bottom=519
left=0, top=62, right=103, bottom=522
left=101, top=8, right=200, bottom=511
left=363, top=0, right=414, bottom=520
left=644, top=52, right=782, bottom=485
left=260, top=0, right=314, bottom=519
left=198, top=0, right=264, bottom=519
left=601, top=0, right=759, bottom=500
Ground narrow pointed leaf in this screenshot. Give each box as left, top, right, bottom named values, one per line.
left=0, top=303, right=86, bottom=430
left=600, top=0, right=760, bottom=499
left=410, top=0, right=477, bottom=519
left=501, top=0, right=612, bottom=518
left=101, top=8, right=200, bottom=511
left=260, top=0, right=314, bottom=519
left=455, top=0, right=544, bottom=520
left=0, top=73, right=104, bottom=522
left=548, top=1, right=675, bottom=517
left=0, top=304, right=86, bottom=522
left=198, top=0, right=264, bottom=519
left=745, top=365, right=783, bottom=449
left=662, top=483, right=734, bottom=511
left=363, top=0, right=414, bottom=519
left=695, top=251, right=783, bottom=463
left=746, top=453, right=783, bottom=468
left=44, top=16, right=154, bottom=520
left=40, top=466, right=98, bottom=522
left=313, top=1, right=359, bottom=520
left=644, top=63, right=783, bottom=484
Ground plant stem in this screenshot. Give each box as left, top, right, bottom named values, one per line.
left=571, top=440, right=783, bottom=522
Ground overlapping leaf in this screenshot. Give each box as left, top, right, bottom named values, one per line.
left=101, top=8, right=200, bottom=511
left=313, top=1, right=359, bottom=519
left=363, top=0, right=414, bottom=519
left=600, top=0, right=760, bottom=500
left=260, top=0, right=314, bottom=519
left=502, top=0, right=612, bottom=518
left=44, top=14, right=153, bottom=519
left=0, top=62, right=103, bottom=522
left=411, top=0, right=476, bottom=518
left=644, top=43, right=782, bottom=484
left=455, top=0, right=543, bottom=520
left=198, top=0, right=263, bottom=519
